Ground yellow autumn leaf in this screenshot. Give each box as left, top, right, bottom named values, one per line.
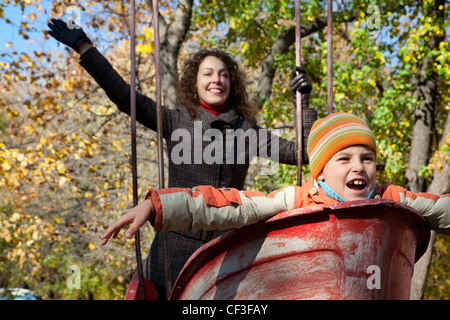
left=88, top=243, right=96, bottom=250
left=444, top=133, right=450, bottom=146
left=241, top=42, right=250, bottom=54
left=56, top=162, right=66, bottom=174
left=136, top=43, right=154, bottom=54
left=10, top=212, right=21, bottom=222
left=54, top=217, right=60, bottom=224
left=2, top=161, right=12, bottom=171
left=144, top=27, right=153, bottom=40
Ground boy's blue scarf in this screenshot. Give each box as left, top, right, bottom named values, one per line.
left=317, top=180, right=376, bottom=202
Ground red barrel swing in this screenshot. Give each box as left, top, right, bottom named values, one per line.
left=125, top=199, right=430, bottom=300
left=169, top=200, right=430, bottom=300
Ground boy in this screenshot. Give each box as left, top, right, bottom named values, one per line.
left=101, top=112, right=450, bottom=244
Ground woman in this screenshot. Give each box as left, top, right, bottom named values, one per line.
left=48, top=18, right=317, bottom=299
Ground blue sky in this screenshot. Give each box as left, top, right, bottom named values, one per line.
left=0, top=1, right=98, bottom=58
left=0, top=1, right=398, bottom=59
left=1, top=2, right=51, bottom=54
left=0, top=1, right=141, bottom=62
left=2, top=1, right=448, bottom=70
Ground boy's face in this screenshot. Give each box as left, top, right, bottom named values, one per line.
left=317, top=145, right=376, bottom=202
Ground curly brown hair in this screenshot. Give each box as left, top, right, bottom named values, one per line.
left=177, top=49, right=258, bottom=119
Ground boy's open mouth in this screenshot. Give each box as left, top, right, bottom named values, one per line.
left=346, top=179, right=367, bottom=191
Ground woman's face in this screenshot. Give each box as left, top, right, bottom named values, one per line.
left=196, top=55, right=231, bottom=107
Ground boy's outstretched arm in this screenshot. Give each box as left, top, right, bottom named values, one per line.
left=381, top=185, right=450, bottom=235
left=101, top=199, right=154, bottom=245
left=102, top=185, right=298, bottom=245
left=146, top=185, right=297, bottom=232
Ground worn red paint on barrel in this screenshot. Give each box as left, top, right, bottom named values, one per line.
left=169, top=199, right=430, bottom=300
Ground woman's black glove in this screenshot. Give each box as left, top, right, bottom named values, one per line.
left=291, top=66, right=312, bottom=109
left=47, top=18, right=91, bottom=52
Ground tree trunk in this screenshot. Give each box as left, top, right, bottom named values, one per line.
left=405, top=0, right=445, bottom=193
left=251, top=19, right=327, bottom=109
left=427, top=109, right=450, bottom=196
left=410, top=108, right=450, bottom=300
left=407, top=0, right=446, bottom=300
left=146, top=0, right=194, bottom=107
left=404, top=55, right=437, bottom=193
left=410, top=231, right=436, bottom=300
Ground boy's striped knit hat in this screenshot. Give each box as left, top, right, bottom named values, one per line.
left=307, top=112, right=377, bottom=179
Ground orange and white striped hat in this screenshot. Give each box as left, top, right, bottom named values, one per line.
left=307, top=112, right=377, bottom=179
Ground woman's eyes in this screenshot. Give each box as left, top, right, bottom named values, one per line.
left=203, top=73, right=229, bottom=77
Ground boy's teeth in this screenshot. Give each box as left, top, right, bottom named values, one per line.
left=347, top=180, right=366, bottom=190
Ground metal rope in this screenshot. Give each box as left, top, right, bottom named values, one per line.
left=129, top=0, right=146, bottom=300
left=296, top=0, right=334, bottom=183
left=327, top=0, right=333, bottom=114
left=152, top=0, right=173, bottom=299
left=295, top=0, right=303, bottom=185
